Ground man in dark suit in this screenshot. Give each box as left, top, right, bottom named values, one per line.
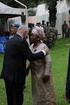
left=0, top=25, right=47, bottom=105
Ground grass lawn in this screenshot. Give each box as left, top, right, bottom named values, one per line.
left=0, top=38, right=70, bottom=105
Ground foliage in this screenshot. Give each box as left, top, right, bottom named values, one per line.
left=48, top=0, right=57, bottom=27
left=0, top=0, right=70, bottom=8
left=28, top=9, right=36, bottom=16
left=0, top=0, right=48, bottom=8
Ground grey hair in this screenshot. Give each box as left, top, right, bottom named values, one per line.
left=17, top=25, right=28, bottom=31
left=31, top=26, right=45, bottom=39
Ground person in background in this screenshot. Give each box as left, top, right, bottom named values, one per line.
left=28, top=23, right=34, bottom=45
left=42, top=20, right=47, bottom=33
left=9, top=24, right=20, bottom=39
left=66, top=50, right=70, bottom=103
left=62, top=21, right=68, bottom=38
left=30, top=27, right=56, bottom=105
left=0, top=25, right=47, bottom=105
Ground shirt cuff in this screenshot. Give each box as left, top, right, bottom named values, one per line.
left=41, top=50, right=46, bottom=55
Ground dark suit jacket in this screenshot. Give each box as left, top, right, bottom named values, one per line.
left=1, top=34, right=45, bottom=83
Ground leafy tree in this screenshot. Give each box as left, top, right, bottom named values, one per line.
left=48, top=0, right=57, bottom=27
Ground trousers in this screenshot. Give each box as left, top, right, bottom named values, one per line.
left=4, top=80, right=24, bottom=105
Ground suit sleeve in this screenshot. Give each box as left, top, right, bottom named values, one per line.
left=21, top=40, right=45, bottom=61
